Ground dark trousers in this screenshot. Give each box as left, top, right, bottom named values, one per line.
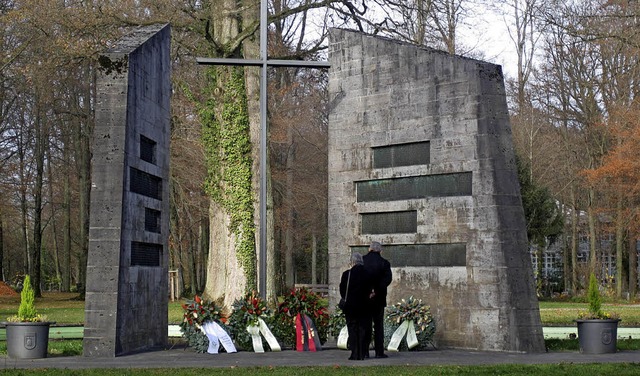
left=346, top=315, right=367, bottom=360
left=366, top=306, right=385, bottom=356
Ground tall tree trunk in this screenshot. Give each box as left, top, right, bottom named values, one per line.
left=266, top=169, right=276, bottom=302
left=198, top=220, right=208, bottom=292
left=562, top=208, right=570, bottom=294
left=570, top=188, right=578, bottom=292
left=587, top=189, right=598, bottom=276
left=311, top=232, right=317, bottom=285
left=189, top=233, right=197, bottom=296
left=19, top=130, right=30, bottom=273
left=76, top=63, right=94, bottom=297
left=284, top=130, right=295, bottom=288
left=75, top=116, right=91, bottom=295
left=535, top=244, right=543, bottom=295
left=203, top=0, right=278, bottom=308
left=207, top=199, right=248, bottom=307
left=31, top=109, right=45, bottom=297
left=47, top=143, right=62, bottom=291
left=629, top=229, right=637, bottom=299
left=62, top=130, right=72, bottom=292
left=615, top=198, right=624, bottom=298
left=0, top=207, right=4, bottom=281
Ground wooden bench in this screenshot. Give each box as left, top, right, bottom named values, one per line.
left=294, top=284, right=329, bottom=296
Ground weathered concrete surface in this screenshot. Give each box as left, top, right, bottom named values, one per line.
left=84, top=24, right=171, bottom=357
left=327, top=29, right=544, bottom=352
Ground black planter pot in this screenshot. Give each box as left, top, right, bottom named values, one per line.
left=576, top=319, right=620, bottom=354
left=2, top=321, right=54, bottom=359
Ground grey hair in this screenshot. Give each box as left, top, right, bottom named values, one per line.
left=351, top=252, right=364, bottom=266
left=369, top=241, right=383, bottom=252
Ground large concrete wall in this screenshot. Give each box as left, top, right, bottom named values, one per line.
left=84, top=24, right=171, bottom=357
left=327, top=29, right=545, bottom=352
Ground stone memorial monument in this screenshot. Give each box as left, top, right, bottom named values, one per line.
left=84, top=24, right=171, bottom=357
left=327, top=29, right=545, bottom=352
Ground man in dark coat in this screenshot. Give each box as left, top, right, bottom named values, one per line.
left=339, top=252, right=372, bottom=360
left=363, top=241, right=392, bottom=358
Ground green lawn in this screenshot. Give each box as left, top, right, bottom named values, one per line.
left=0, top=292, right=185, bottom=324
left=2, top=293, right=640, bottom=326
left=538, top=301, right=640, bottom=326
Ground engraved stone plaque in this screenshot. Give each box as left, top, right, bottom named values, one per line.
left=361, top=211, right=417, bottom=234
left=356, top=172, right=472, bottom=202
left=351, top=243, right=466, bottom=267
left=373, top=141, right=430, bottom=169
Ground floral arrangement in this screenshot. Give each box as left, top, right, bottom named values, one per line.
left=274, top=287, right=330, bottom=348
left=327, top=304, right=346, bottom=338
left=578, top=273, right=620, bottom=321
left=384, top=296, right=436, bottom=351
left=6, top=275, right=47, bottom=323
left=179, top=295, right=226, bottom=353
left=227, top=291, right=274, bottom=350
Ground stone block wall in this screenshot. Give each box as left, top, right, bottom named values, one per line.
left=327, top=29, right=544, bottom=352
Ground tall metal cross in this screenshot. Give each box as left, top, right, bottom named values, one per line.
left=196, top=0, right=330, bottom=299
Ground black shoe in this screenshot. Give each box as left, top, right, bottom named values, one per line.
left=374, top=354, right=388, bottom=359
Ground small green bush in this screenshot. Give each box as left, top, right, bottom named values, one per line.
left=6, top=275, right=46, bottom=322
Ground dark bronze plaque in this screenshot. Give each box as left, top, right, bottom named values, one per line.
left=361, top=211, right=417, bottom=234
left=131, top=241, right=162, bottom=267
left=351, top=243, right=466, bottom=267
left=130, top=167, right=162, bottom=200
left=356, top=172, right=472, bottom=202
left=144, top=208, right=161, bottom=233
left=373, top=141, right=430, bottom=169
left=140, top=135, right=156, bottom=164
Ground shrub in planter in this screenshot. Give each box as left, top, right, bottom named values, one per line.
left=3, top=275, right=54, bottom=359
left=6, top=275, right=47, bottom=323
left=576, top=273, right=620, bottom=354
left=578, top=273, right=618, bottom=320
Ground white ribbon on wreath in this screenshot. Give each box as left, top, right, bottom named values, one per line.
left=246, top=317, right=281, bottom=353
left=337, top=326, right=349, bottom=350
left=386, top=320, right=419, bottom=352
left=201, top=320, right=237, bottom=354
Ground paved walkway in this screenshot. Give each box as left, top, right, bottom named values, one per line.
left=2, top=343, right=640, bottom=370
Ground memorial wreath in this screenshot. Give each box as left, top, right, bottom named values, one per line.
left=179, top=295, right=227, bottom=353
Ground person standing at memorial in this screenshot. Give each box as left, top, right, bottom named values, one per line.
left=339, top=252, right=372, bottom=360
left=363, top=241, right=392, bottom=358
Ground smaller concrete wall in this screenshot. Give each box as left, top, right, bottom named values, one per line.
left=84, top=24, right=171, bottom=357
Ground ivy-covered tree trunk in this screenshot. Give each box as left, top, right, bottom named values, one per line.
left=202, top=66, right=256, bottom=309
left=201, top=0, right=277, bottom=308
